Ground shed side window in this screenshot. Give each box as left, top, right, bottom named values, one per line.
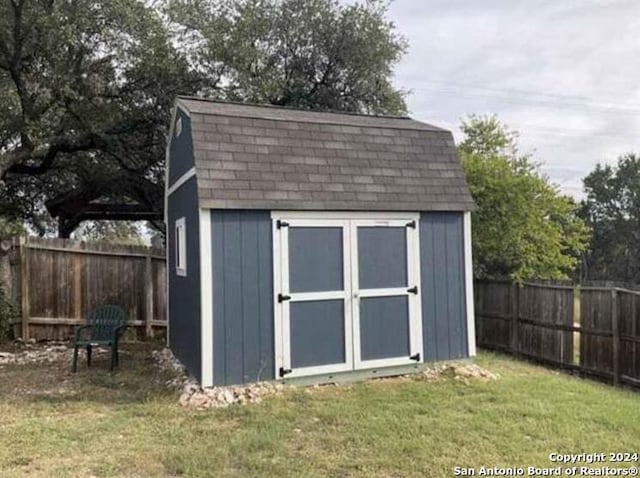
left=175, top=217, right=187, bottom=276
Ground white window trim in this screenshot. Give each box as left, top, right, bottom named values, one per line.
left=272, top=211, right=422, bottom=379
left=175, top=217, right=187, bottom=277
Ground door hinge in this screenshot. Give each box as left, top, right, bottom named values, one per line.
left=407, top=286, right=419, bottom=295
left=279, top=367, right=292, bottom=377
left=406, top=220, right=416, bottom=229
left=276, top=220, right=289, bottom=229
left=278, top=293, right=291, bottom=302
left=410, top=353, right=421, bottom=362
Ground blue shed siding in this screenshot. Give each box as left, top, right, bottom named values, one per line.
left=420, top=212, right=469, bottom=361
left=211, top=210, right=274, bottom=386
left=168, top=177, right=202, bottom=382
left=168, top=108, right=195, bottom=185
left=201, top=209, right=468, bottom=386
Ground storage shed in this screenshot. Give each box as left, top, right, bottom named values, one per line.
left=166, top=97, right=476, bottom=387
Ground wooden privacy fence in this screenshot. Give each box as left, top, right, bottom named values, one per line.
left=475, top=279, right=640, bottom=389
left=0, top=237, right=167, bottom=341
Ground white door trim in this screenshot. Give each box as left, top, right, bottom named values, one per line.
left=271, top=211, right=417, bottom=221
left=272, top=211, right=423, bottom=379
left=273, top=217, right=354, bottom=379
left=272, top=217, right=283, bottom=379
left=358, top=287, right=410, bottom=298
left=349, top=217, right=423, bottom=370
left=199, top=209, right=214, bottom=387
left=464, top=212, right=476, bottom=356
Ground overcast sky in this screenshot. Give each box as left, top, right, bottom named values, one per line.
left=385, top=0, right=640, bottom=198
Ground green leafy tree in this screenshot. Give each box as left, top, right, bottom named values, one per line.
left=0, top=218, right=24, bottom=237
left=1, top=0, right=409, bottom=237
left=0, top=0, right=200, bottom=235
left=580, top=154, right=640, bottom=282
left=168, top=0, right=408, bottom=114
left=72, top=221, right=146, bottom=246
left=460, top=115, right=589, bottom=280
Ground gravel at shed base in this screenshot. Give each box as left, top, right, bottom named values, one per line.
left=179, top=380, right=287, bottom=409
left=152, top=347, right=287, bottom=409
left=419, top=362, right=499, bottom=382
left=153, top=348, right=498, bottom=409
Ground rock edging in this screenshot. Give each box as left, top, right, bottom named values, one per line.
left=153, top=347, right=498, bottom=409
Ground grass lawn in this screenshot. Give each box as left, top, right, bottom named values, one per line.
left=0, top=344, right=638, bottom=477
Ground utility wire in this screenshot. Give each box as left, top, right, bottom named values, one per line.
left=409, top=79, right=637, bottom=104
left=409, top=81, right=640, bottom=115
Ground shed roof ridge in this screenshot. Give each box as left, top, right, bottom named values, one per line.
left=177, top=95, right=411, bottom=119
left=176, top=96, right=446, bottom=132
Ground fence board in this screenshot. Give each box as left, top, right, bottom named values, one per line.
left=0, top=237, right=167, bottom=341
left=580, top=289, right=614, bottom=375
left=475, top=279, right=640, bottom=390
left=475, top=281, right=512, bottom=350
left=618, top=291, right=640, bottom=382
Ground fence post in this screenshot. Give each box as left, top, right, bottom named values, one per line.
left=72, top=253, right=82, bottom=321
left=19, top=237, right=30, bottom=341
left=632, top=294, right=638, bottom=380
left=510, top=282, right=520, bottom=354
left=611, top=289, right=620, bottom=386
left=145, top=253, right=154, bottom=339
left=0, top=239, right=13, bottom=298
left=474, top=281, right=483, bottom=347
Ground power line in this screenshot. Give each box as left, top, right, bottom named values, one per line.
left=411, top=79, right=637, bottom=106
left=517, top=128, right=639, bottom=141
left=409, top=82, right=640, bottom=116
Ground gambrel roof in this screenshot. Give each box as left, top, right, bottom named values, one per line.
left=176, top=97, right=475, bottom=211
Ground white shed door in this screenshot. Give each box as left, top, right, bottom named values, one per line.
left=274, top=214, right=422, bottom=379
left=350, top=219, right=423, bottom=370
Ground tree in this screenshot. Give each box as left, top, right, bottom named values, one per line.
left=460, top=115, right=589, bottom=280
left=0, top=217, right=24, bottom=237
left=1, top=0, right=409, bottom=237
left=0, top=0, right=201, bottom=236
left=580, top=154, right=640, bottom=282
left=168, top=0, right=408, bottom=115
left=72, top=221, right=146, bottom=246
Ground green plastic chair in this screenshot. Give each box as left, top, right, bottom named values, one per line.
left=72, top=305, right=128, bottom=372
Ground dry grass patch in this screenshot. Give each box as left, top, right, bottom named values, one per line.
left=0, top=344, right=638, bottom=477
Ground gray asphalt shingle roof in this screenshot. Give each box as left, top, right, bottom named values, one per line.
left=177, top=97, right=475, bottom=211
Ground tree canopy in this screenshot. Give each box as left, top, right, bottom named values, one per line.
left=0, top=0, right=205, bottom=235
left=168, top=0, right=408, bottom=115
left=579, top=153, right=640, bottom=282
left=460, top=115, right=589, bottom=280
left=72, top=220, right=146, bottom=245
left=0, top=0, right=407, bottom=237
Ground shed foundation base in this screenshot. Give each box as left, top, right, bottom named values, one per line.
left=280, top=359, right=472, bottom=387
